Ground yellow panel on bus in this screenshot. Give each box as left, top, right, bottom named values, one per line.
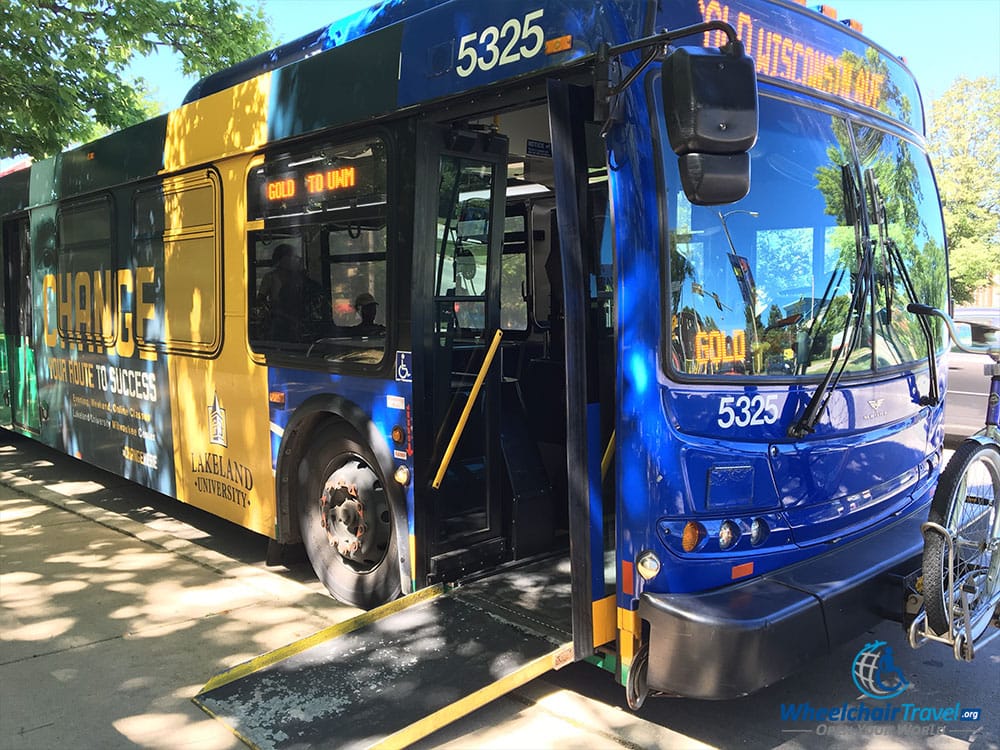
left=163, top=160, right=275, bottom=536
left=164, top=74, right=271, bottom=173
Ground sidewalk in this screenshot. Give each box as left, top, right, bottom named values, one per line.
left=0, top=433, right=690, bottom=749
left=0, top=436, right=362, bottom=748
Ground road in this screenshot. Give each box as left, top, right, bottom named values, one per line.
left=1, top=431, right=997, bottom=749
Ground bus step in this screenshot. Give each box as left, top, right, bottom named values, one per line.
left=500, top=382, right=555, bottom=558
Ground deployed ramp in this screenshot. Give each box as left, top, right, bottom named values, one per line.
left=194, top=558, right=574, bottom=749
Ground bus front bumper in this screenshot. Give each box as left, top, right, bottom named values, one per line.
left=638, top=507, right=925, bottom=700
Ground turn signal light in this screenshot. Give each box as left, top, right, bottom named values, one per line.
left=682, top=521, right=707, bottom=552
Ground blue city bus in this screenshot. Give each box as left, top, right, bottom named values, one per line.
left=0, top=0, right=947, bottom=704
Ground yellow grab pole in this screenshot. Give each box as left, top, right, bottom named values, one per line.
left=432, top=328, right=504, bottom=489
left=601, top=429, right=616, bottom=481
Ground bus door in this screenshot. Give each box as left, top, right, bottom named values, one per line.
left=547, top=79, right=615, bottom=659
left=1, top=216, right=38, bottom=432
left=415, top=125, right=510, bottom=581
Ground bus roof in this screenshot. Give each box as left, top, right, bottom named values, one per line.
left=2, top=0, right=926, bottom=210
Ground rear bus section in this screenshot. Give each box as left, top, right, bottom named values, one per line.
left=619, top=0, right=949, bottom=699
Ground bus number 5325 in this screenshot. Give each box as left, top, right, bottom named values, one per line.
left=456, top=10, right=545, bottom=77
left=717, top=394, right=779, bottom=429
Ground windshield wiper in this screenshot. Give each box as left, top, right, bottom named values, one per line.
left=795, top=265, right=845, bottom=376
left=865, top=169, right=939, bottom=405
left=788, top=165, right=874, bottom=438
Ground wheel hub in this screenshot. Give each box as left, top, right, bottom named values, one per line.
left=320, top=481, right=373, bottom=562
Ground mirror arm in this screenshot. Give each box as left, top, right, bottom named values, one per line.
left=607, top=44, right=662, bottom=97
left=602, top=21, right=743, bottom=98
left=598, top=20, right=744, bottom=132
left=605, top=20, right=742, bottom=61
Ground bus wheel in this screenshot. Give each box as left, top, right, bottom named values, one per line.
left=625, top=643, right=650, bottom=710
left=299, top=423, right=401, bottom=609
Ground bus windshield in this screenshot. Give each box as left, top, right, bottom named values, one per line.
left=664, top=95, right=947, bottom=380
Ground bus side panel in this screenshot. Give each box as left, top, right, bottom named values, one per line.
left=33, top=188, right=179, bottom=495
left=167, top=355, right=273, bottom=535
left=163, top=89, right=276, bottom=537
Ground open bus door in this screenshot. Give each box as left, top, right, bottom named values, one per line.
left=547, top=79, right=617, bottom=659
left=412, top=124, right=510, bottom=582
left=411, top=95, right=616, bottom=649
left=1, top=216, right=38, bottom=433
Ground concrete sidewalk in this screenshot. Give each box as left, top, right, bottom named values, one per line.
left=0, top=434, right=689, bottom=750
left=0, top=439, right=362, bottom=748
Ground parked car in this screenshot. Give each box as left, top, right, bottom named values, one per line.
left=943, top=306, right=1000, bottom=441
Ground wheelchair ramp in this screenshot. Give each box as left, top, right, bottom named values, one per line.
left=194, top=560, right=574, bottom=749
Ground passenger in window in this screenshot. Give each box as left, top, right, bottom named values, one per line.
left=255, top=243, right=331, bottom=343
left=350, top=292, right=386, bottom=337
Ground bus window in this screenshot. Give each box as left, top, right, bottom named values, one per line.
left=501, top=207, right=528, bottom=331
left=248, top=232, right=335, bottom=351
left=248, top=224, right=387, bottom=363
left=854, top=126, right=948, bottom=369
left=133, top=173, right=221, bottom=355
left=57, top=198, right=114, bottom=349
left=247, top=136, right=388, bottom=364
left=663, top=97, right=860, bottom=378
left=325, top=223, right=388, bottom=336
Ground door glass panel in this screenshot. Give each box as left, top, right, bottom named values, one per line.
left=501, top=207, right=528, bottom=331
left=432, top=154, right=497, bottom=541
left=435, top=158, right=493, bottom=334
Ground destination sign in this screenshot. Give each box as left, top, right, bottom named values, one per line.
left=694, top=0, right=922, bottom=130
left=265, top=166, right=358, bottom=203
left=694, top=328, right=747, bottom=367
left=248, top=138, right=385, bottom=221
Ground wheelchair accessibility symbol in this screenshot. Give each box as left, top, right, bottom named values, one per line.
left=395, top=351, right=413, bottom=382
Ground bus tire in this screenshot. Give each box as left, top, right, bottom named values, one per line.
left=625, top=642, right=649, bottom=710
left=298, top=422, right=401, bottom=609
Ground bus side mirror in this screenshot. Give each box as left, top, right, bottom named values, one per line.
left=662, top=45, right=758, bottom=205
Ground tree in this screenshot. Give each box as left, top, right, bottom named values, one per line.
left=927, top=77, right=1000, bottom=304
left=0, top=0, right=275, bottom=160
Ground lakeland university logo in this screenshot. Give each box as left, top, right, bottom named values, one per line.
left=209, top=393, right=227, bottom=447
left=851, top=641, right=910, bottom=699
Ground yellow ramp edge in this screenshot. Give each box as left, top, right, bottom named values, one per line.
left=197, top=583, right=445, bottom=695
left=372, top=641, right=575, bottom=750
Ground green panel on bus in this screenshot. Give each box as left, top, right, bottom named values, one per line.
left=57, top=117, right=169, bottom=199
left=267, top=25, right=404, bottom=142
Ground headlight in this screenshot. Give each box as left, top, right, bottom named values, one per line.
left=636, top=551, right=661, bottom=580
left=750, top=518, right=770, bottom=546
left=718, top=520, right=741, bottom=550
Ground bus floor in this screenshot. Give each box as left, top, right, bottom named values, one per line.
left=194, top=556, right=575, bottom=749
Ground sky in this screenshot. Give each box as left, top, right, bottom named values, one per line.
left=131, top=0, right=1000, bottom=115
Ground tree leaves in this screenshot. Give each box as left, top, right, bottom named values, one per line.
left=0, top=0, right=274, bottom=159
left=927, top=77, right=1000, bottom=303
